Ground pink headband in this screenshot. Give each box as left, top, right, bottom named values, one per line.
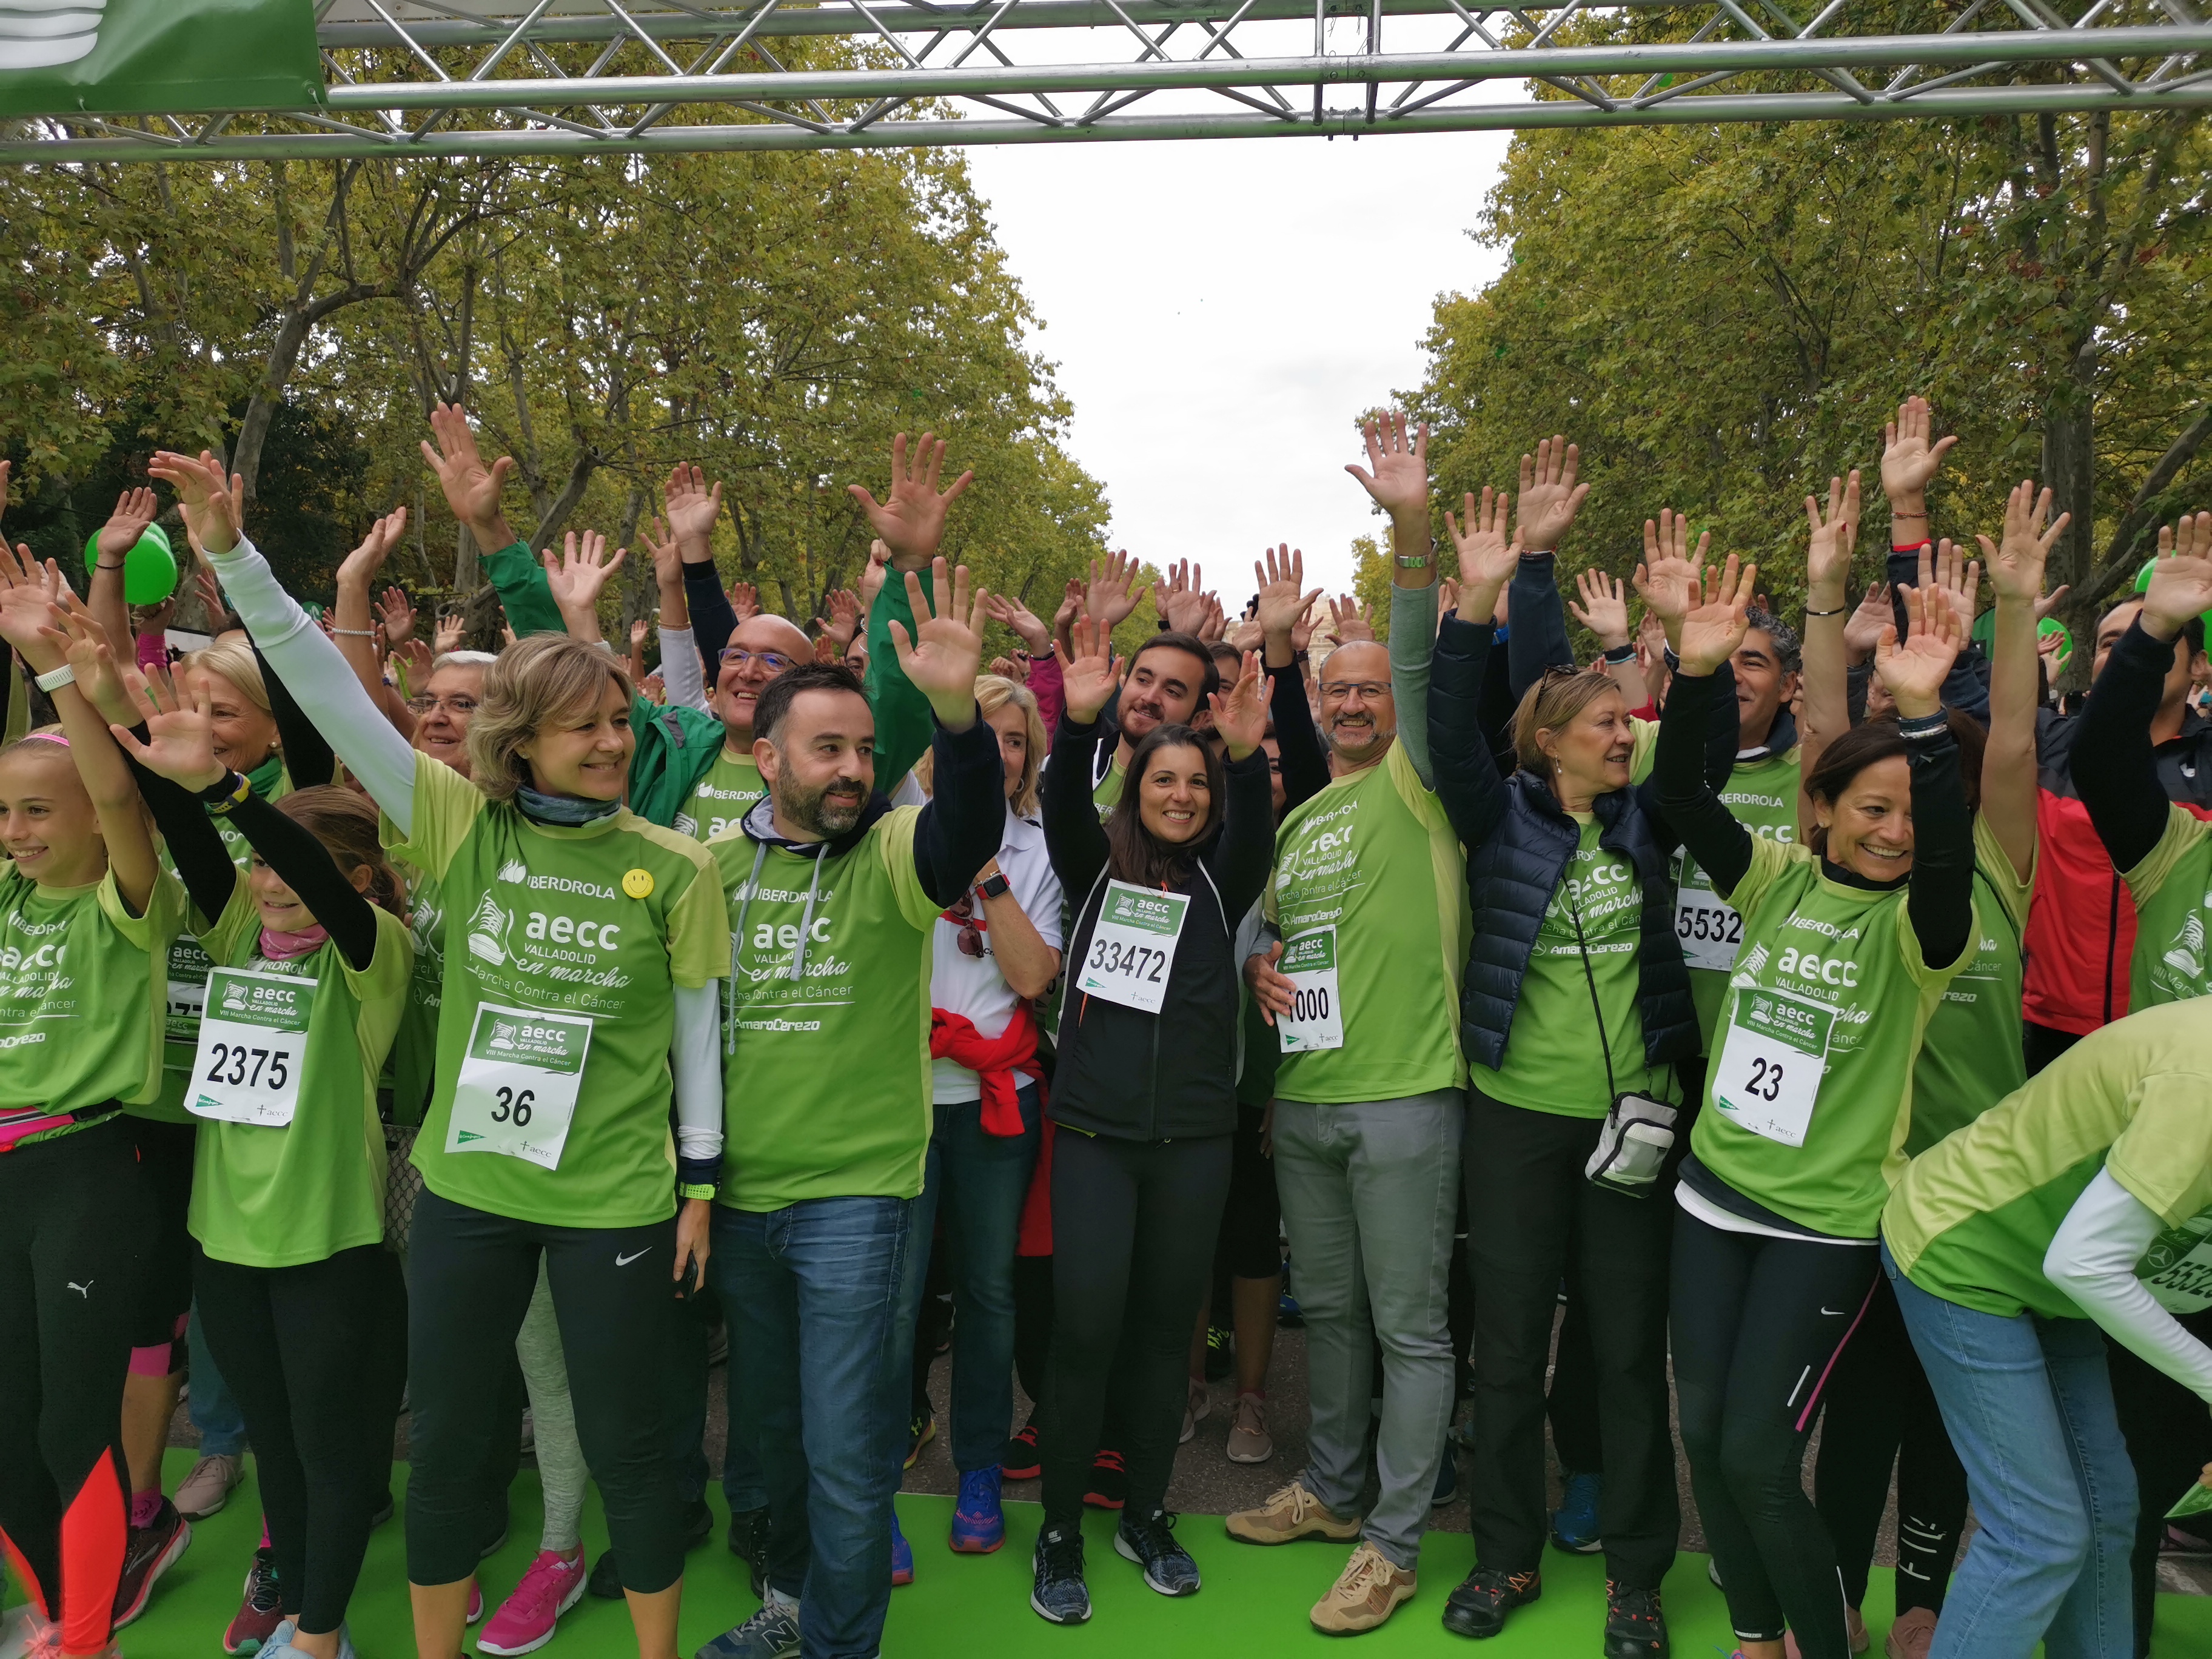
left=22, top=733, right=69, bottom=748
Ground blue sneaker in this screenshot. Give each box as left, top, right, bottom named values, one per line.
left=1550, top=1471, right=1604, bottom=1553
left=1432, top=1450, right=1460, bottom=1508
left=891, top=1509, right=914, bottom=1586
left=950, top=1466, right=1005, bottom=1554
left=1114, top=1508, right=1200, bottom=1597
left=695, top=1594, right=802, bottom=1659
left=1030, top=1522, right=1090, bottom=1624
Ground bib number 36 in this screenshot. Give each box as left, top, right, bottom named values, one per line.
left=446, top=1002, right=594, bottom=1170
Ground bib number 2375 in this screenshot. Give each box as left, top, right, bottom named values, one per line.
left=446, top=1002, right=594, bottom=1169
left=187, top=967, right=317, bottom=1127
left=1076, top=880, right=1189, bottom=1015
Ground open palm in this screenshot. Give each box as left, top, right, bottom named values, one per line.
left=1676, top=555, right=1758, bottom=675
left=115, top=666, right=224, bottom=790
left=848, top=432, right=972, bottom=568
left=421, top=403, right=514, bottom=536
left=1515, top=436, right=1587, bottom=552
left=96, top=488, right=159, bottom=564
left=1054, top=614, right=1122, bottom=723
left=1447, top=486, right=1518, bottom=593
left=1977, top=481, right=2066, bottom=608
left=2143, top=512, right=2212, bottom=635
left=1253, top=545, right=1321, bottom=642
left=1874, top=586, right=1963, bottom=717
left=889, top=557, right=987, bottom=716
left=1208, top=651, right=1267, bottom=758
left=1346, top=412, right=1430, bottom=520
left=1632, top=511, right=1709, bottom=627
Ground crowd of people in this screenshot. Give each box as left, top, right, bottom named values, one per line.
left=0, top=393, right=2208, bottom=1659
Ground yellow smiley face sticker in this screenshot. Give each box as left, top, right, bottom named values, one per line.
left=622, top=868, right=655, bottom=900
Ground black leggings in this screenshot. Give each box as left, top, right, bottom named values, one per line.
left=404, top=1188, right=685, bottom=1591
left=0, top=1118, right=152, bottom=1654
left=1671, top=1205, right=1877, bottom=1659
left=1212, top=1101, right=1282, bottom=1287
left=1812, top=1271, right=1967, bottom=1616
left=128, top=1116, right=196, bottom=1355
left=1042, top=1130, right=1230, bottom=1526
left=194, top=1243, right=395, bottom=1634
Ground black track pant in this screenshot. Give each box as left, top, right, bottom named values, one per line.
left=1671, top=1205, right=1877, bottom=1659
left=2108, top=1307, right=2212, bottom=1658
left=1041, top=1130, right=1230, bottom=1526
left=194, top=1243, right=392, bottom=1634
left=1812, top=1271, right=1968, bottom=1616
left=0, top=1118, right=152, bottom=1653
left=404, top=1188, right=685, bottom=1592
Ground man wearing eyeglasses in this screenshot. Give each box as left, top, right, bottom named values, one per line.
left=674, top=621, right=818, bottom=841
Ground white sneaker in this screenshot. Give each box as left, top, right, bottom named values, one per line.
left=175, top=1453, right=244, bottom=1520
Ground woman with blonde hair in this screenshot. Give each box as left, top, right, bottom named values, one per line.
left=147, top=449, right=729, bottom=1659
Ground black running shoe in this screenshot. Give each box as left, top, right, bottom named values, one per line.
left=1603, top=1581, right=1669, bottom=1659
left=1082, top=1448, right=1127, bottom=1510
left=1441, top=1566, right=1540, bottom=1638
left=1202, top=1322, right=1233, bottom=1381
left=1001, top=1420, right=1042, bottom=1481
left=1114, top=1509, right=1200, bottom=1597
left=1030, top=1522, right=1091, bottom=1624
left=727, top=1504, right=771, bottom=1598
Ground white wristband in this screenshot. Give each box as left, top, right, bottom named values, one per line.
left=33, top=663, right=75, bottom=692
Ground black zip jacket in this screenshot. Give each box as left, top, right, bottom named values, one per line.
left=1042, top=714, right=1273, bottom=1142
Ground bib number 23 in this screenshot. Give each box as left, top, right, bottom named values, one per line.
left=1076, top=880, right=1189, bottom=1015
left=1712, top=988, right=1832, bottom=1147
left=446, top=1002, right=594, bottom=1169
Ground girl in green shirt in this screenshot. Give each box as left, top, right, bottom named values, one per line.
left=1656, top=566, right=1976, bottom=1659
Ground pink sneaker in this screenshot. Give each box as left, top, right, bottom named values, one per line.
left=476, top=1550, right=588, bottom=1656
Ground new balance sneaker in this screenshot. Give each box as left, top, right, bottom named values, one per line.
left=1310, top=1541, right=1418, bottom=1634
left=1603, top=1581, right=1669, bottom=1659
left=224, top=1547, right=285, bottom=1654
left=1001, top=1420, right=1042, bottom=1481
left=1550, top=1471, right=1604, bottom=1554
left=891, top=1509, right=914, bottom=1586
left=1115, top=1508, right=1200, bottom=1597
left=478, top=1548, right=589, bottom=1655
left=1083, top=1449, right=1127, bottom=1510
left=695, top=1592, right=802, bottom=1659
left=1030, top=1523, right=1090, bottom=1625
left=1225, top=1480, right=1362, bottom=1545
left=1441, top=1566, right=1540, bottom=1638
left=175, top=1453, right=244, bottom=1521
left=950, top=1466, right=1005, bottom=1553
left=112, top=1497, right=190, bottom=1627
left=904, top=1412, right=935, bottom=1470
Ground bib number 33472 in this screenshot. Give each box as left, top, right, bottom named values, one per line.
left=1712, top=988, right=1834, bottom=1147
left=1076, top=880, right=1189, bottom=1015
left=446, top=1002, right=594, bottom=1170
left=187, top=967, right=317, bottom=1127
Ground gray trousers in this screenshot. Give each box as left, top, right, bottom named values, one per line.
left=1272, top=1088, right=1464, bottom=1567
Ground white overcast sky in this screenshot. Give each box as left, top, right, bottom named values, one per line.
left=962, top=39, right=1517, bottom=600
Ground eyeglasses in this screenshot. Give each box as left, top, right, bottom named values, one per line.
left=1319, top=680, right=1390, bottom=700
left=720, top=648, right=799, bottom=674
left=409, top=695, right=480, bottom=717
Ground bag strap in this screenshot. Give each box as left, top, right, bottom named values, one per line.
left=1563, top=881, right=1620, bottom=1105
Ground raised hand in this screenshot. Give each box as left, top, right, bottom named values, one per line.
left=820, top=588, right=866, bottom=650
left=1515, top=435, right=1588, bottom=553
left=94, top=487, right=160, bottom=566
left=1050, top=577, right=1083, bottom=643
left=727, top=581, right=760, bottom=623
left=1566, top=567, right=1631, bottom=649
left=1917, top=540, right=1981, bottom=638
left=638, top=515, right=685, bottom=598
left=1977, top=480, right=2070, bottom=610
left=629, top=617, right=650, bottom=651
left=847, top=432, right=973, bottom=569
left=434, top=609, right=464, bottom=656
left=110, top=662, right=226, bottom=790
left=393, top=638, right=433, bottom=680
left=1085, top=549, right=1148, bottom=631
left=662, top=463, right=725, bottom=557
left=1676, top=554, right=1760, bottom=675
left=1843, top=582, right=1893, bottom=663
left=1805, top=471, right=1860, bottom=598
left=1196, top=595, right=1228, bottom=644
left=1881, top=395, right=1955, bottom=535
left=1345, top=412, right=1431, bottom=523
left=860, top=540, right=891, bottom=611
left=0, top=541, right=67, bottom=665
left=1446, top=486, right=1519, bottom=614
left=1053, top=613, right=1124, bottom=724
left=420, top=403, right=516, bottom=548
left=2140, top=511, right=2212, bottom=642
left=1631, top=509, right=1711, bottom=637
left=1208, top=649, right=1267, bottom=759
left=46, top=605, right=133, bottom=727
left=338, top=506, right=409, bottom=594
left=146, top=449, right=243, bottom=557
left=1874, top=583, right=1963, bottom=720
left=1253, top=545, right=1322, bottom=647
left=888, top=556, right=988, bottom=728
left=983, top=591, right=1051, bottom=655
left=377, top=584, right=418, bottom=648
left=1327, top=594, right=1375, bottom=644
left=1159, top=559, right=1213, bottom=635
left=541, top=529, right=627, bottom=626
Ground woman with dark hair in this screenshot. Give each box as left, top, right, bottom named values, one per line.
left=1028, top=615, right=1273, bottom=1626
left=1655, top=563, right=1976, bottom=1659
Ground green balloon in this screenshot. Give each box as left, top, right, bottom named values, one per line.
left=2038, top=615, right=2072, bottom=665
left=2134, top=555, right=2212, bottom=640
left=85, top=523, right=179, bottom=606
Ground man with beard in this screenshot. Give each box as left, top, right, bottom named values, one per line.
left=1227, top=413, right=1473, bottom=1635
left=1068, top=629, right=1219, bottom=819
left=695, top=560, right=1007, bottom=1659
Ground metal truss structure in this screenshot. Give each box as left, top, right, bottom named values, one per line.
left=3, top=0, right=2210, bottom=161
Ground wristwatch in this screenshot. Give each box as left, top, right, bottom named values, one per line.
left=977, top=871, right=1012, bottom=901
left=1394, top=552, right=1430, bottom=569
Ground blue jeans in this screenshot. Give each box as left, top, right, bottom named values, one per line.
left=187, top=1303, right=249, bottom=1457
left=892, top=1085, right=1041, bottom=1474
left=1884, top=1242, right=2137, bottom=1659
left=712, top=1198, right=911, bottom=1659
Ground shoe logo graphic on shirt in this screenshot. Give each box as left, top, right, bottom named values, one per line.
left=614, top=1248, right=651, bottom=1267
left=67, top=1281, right=93, bottom=1297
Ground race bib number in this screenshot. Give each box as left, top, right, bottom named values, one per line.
left=1276, top=926, right=1344, bottom=1053
left=1675, top=879, right=1745, bottom=973
left=187, top=968, right=316, bottom=1127
left=166, top=937, right=214, bottom=1042
left=446, top=1003, right=594, bottom=1169
left=1712, top=988, right=1832, bottom=1147
left=2139, top=1217, right=2212, bottom=1315
left=1076, top=880, right=1188, bottom=1015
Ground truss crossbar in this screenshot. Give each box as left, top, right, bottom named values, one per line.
left=0, top=0, right=2204, bottom=159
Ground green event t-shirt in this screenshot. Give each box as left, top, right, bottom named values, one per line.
left=383, top=752, right=728, bottom=1229
left=1092, top=757, right=1125, bottom=824
left=186, top=881, right=412, bottom=1269
left=1267, top=740, right=1469, bottom=1104
left=0, top=865, right=181, bottom=1135
left=711, top=808, right=940, bottom=1211
left=2122, top=805, right=2212, bottom=1011
left=675, top=748, right=766, bottom=843
left=386, top=853, right=444, bottom=1128
left=1469, top=814, right=1663, bottom=1118
left=1885, top=999, right=2212, bottom=1319
left=1691, top=835, right=1969, bottom=1237
left=1906, top=813, right=2031, bottom=1156
left=1674, top=748, right=1803, bottom=1049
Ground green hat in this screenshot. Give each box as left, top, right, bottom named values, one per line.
left=2134, top=556, right=2212, bottom=640
left=84, top=522, right=179, bottom=606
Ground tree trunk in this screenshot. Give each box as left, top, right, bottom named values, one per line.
left=2041, top=374, right=2097, bottom=688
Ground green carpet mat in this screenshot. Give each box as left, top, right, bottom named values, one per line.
left=18, top=1449, right=2211, bottom=1655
